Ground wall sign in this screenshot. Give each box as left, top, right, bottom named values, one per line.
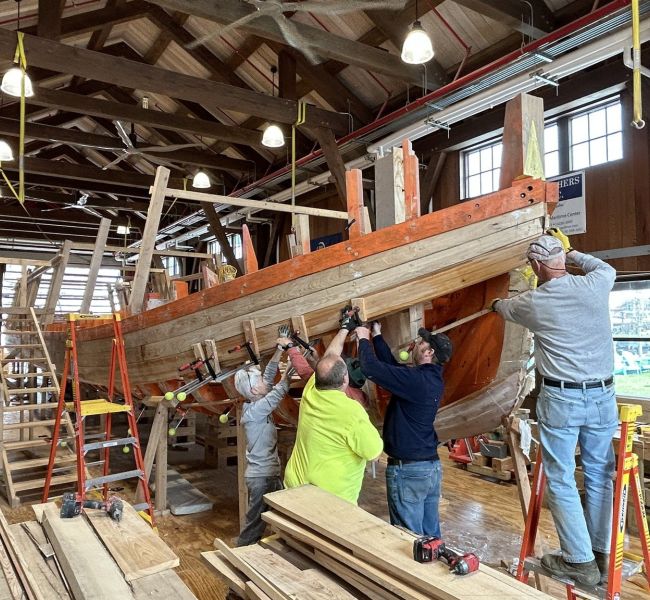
left=549, top=171, right=586, bottom=234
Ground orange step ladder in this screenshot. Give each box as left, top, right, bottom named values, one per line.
left=43, top=313, right=153, bottom=521
left=516, top=403, right=650, bottom=599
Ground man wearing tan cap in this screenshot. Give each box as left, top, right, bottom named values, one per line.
left=491, top=229, right=617, bottom=586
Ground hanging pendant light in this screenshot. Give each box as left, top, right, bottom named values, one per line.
left=0, top=140, right=14, bottom=161
left=262, top=66, right=284, bottom=148
left=2, top=2, right=34, bottom=98
left=192, top=170, right=211, bottom=189
left=1, top=67, right=33, bottom=98
left=401, top=0, right=434, bottom=65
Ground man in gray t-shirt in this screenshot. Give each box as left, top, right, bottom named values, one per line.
left=492, top=229, right=617, bottom=587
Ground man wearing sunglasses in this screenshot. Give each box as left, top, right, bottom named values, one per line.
left=356, top=320, right=452, bottom=538
left=491, top=228, right=617, bottom=586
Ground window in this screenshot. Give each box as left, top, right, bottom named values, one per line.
left=610, top=279, right=650, bottom=398
left=162, top=256, right=180, bottom=277
left=570, top=100, right=622, bottom=170
left=462, top=125, right=560, bottom=198
left=208, top=233, right=243, bottom=262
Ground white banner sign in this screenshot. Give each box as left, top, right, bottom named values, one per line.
left=549, top=171, right=586, bottom=234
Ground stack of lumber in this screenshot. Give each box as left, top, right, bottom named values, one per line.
left=0, top=499, right=196, bottom=600
left=203, top=485, right=555, bottom=600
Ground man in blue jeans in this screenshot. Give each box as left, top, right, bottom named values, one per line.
left=356, top=321, right=452, bottom=537
left=492, top=229, right=617, bottom=586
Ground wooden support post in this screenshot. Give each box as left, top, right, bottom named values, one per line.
left=236, top=403, right=248, bottom=530
left=18, top=266, right=27, bottom=308
left=43, top=239, right=72, bottom=325
left=155, top=416, right=168, bottom=514
left=420, top=151, right=447, bottom=214
left=374, top=146, right=405, bottom=229
left=402, top=139, right=421, bottom=221
left=242, top=319, right=260, bottom=357
left=346, top=169, right=369, bottom=240
left=129, top=166, right=170, bottom=314
left=80, top=217, right=111, bottom=313
left=242, top=224, right=259, bottom=275
left=312, top=126, right=347, bottom=209
left=136, top=402, right=168, bottom=505
left=292, top=214, right=310, bottom=257
left=409, top=303, right=424, bottom=339
left=204, top=202, right=243, bottom=275
left=499, top=94, right=545, bottom=188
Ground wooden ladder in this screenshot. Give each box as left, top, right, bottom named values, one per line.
left=0, top=307, right=76, bottom=507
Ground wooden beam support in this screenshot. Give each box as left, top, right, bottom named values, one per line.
left=128, top=167, right=170, bottom=314
left=37, top=0, right=63, bottom=39
left=242, top=224, right=259, bottom=275
left=311, top=127, right=347, bottom=210
left=203, top=202, right=243, bottom=275
left=164, top=188, right=349, bottom=220
left=402, top=139, right=420, bottom=221
left=278, top=51, right=297, bottom=102
left=28, top=86, right=265, bottom=149
left=420, top=151, right=447, bottom=214
left=0, top=29, right=348, bottom=132
left=293, top=214, right=310, bottom=257
left=80, top=217, right=111, bottom=313
left=148, top=0, right=430, bottom=88
left=43, top=239, right=72, bottom=324
left=452, top=0, right=554, bottom=40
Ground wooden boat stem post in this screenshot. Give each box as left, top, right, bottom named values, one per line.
left=242, top=224, right=259, bottom=275
left=345, top=169, right=369, bottom=240
left=402, top=139, right=420, bottom=221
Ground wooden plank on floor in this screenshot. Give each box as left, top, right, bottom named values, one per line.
left=263, top=486, right=553, bottom=600
left=0, top=541, right=21, bottom=600
left=131, top=569, right=198, bottom=600
left=201, top=550, right=247, bottom=596
left=7, top=524, right=70, bottom=599
left=84, top=502, right=179, bottom=581
left=41, top=503, right=135, bottom=599
left=245, top=581, right=273, bottom=600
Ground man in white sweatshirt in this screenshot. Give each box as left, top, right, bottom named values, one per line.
left=492, top=229, right=617, bottom=587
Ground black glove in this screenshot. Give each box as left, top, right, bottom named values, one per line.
left=340, top=305, right=361, bottom=331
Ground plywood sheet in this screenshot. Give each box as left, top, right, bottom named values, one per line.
left=85, top=502, right=179, bottom=582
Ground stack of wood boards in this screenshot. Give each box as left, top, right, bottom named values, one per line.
left=0, top=499, right=197, bottom=600
left=203, top=485, right=555, bottom=600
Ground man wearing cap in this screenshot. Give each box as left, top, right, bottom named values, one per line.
left=491, top=228, right=617, bottom=586
left=284, top=324, right=383, bottom=504
left=356, top=321, right=452, bottom=537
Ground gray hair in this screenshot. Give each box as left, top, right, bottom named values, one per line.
left=234, top=366, right=262, bottom=400
left=315, top=356, right=347, bottom=391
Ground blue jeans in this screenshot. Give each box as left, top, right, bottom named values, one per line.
left=236, top=476, right=283, bottom=546
left=386, top=460, right=442, bottom=537
left=538, top=382, right=618, bottom=563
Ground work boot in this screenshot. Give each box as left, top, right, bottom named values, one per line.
left=593, top=551, right=609, bottom=583
left=541, top=553, right=601, bottom=587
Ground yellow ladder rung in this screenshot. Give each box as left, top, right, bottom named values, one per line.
left=65, top=399, right=132, bottom=416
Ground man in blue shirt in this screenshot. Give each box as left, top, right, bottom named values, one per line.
left=356, top=321, right=452, bottom=537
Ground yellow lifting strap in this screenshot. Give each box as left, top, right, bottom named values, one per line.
left=631, top=0, right=645, bottom=129
left=291, top=101, right=307, bottom=227
left=0, top=32, right=28, bottom=205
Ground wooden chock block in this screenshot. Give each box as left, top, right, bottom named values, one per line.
left=242, top=319, right=260, bottom=357
left=204, top=338, right=220, bottom=371
left=351, top=297, right=368, bottom=322
left=290, top=316, right=309, bottom=341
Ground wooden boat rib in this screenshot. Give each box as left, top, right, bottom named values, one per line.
left=43, top=174, right=556, bottom=439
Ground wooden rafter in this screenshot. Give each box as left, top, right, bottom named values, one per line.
left=0, top=29, right=348, bottom=132
left=148, top=0, right=432, bottom=88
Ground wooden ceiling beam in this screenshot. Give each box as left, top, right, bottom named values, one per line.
left=27, top=86, right=265, bottom=148
left=24, top=0, right=151, bottom=40
left=37, top=0, right=64, bottom=39
left=452, top=0, right=554, bottom=40
left=148, top=0, right=438, bottom=88
left=0, top=29, right=348, bottom=132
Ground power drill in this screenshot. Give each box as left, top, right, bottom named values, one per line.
left=413, top=536, right=480, bottom=575
left=60, top=492, right=124, bottom=522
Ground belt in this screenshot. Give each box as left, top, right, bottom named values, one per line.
left=543, top=376, right=613, bottom=390
left=387, top=457, right=438, bottom=466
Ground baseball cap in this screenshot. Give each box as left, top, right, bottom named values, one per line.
left=344, top=357, right=366, bottom=389
left=527, top=235, right=564, bottom=262
left=417, top=328, right=453, bottom=363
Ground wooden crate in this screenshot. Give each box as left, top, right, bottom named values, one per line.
left=204, top=417, right=238, bottom=468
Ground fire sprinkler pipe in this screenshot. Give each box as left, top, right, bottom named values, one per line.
left=230, top=0, right=632, bottom=200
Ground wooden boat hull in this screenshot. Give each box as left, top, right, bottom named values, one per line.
left=45, top=177, right=555, bottom=435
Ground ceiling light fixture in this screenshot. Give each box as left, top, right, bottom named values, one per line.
left=401, top=0, right=434, bottom=65
left=0, top=140, right=14, bottom=162
left=1, top=1, right=33, bottom=98
left=262, top=66, right=285, bottom=148
left=117, top=225, right=130, bottom=235
left=192, top=170, right=211, bottom=189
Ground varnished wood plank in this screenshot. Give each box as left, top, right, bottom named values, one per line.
left=41, top=504, right=135, bottom=599
left=85, top=503, right=178, bottom=581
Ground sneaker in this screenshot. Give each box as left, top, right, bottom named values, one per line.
left=593, top=551, right=609, bottom=583
left=541, top=553, right=601, bottom=587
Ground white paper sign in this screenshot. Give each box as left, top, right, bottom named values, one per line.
left=549, top=171, right=586, bottom=234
